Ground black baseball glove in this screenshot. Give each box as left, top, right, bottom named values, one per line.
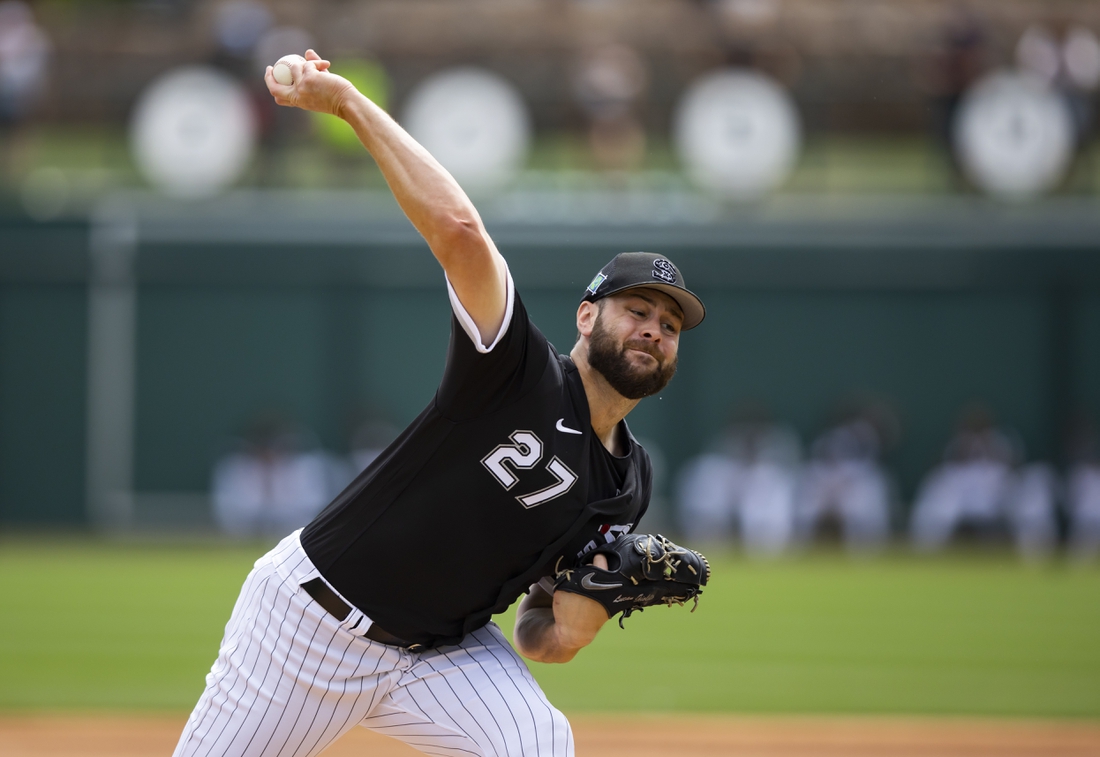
left=554, top=533, right=710, bottom=627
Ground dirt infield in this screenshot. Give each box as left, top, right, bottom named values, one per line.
left=2, top=714, right=1099, bottom=757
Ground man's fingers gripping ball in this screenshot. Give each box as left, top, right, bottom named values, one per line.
left=554, top=534, right=710, bottom=628
left=271, top=51, right=332, bottom=85
left=266, top=51, right=344, bottom=114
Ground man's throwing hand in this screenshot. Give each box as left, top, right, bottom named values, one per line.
left=265, top=49, right=357, bottom=118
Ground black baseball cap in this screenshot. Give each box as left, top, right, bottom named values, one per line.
left=581, top=252, right=706, bottom=330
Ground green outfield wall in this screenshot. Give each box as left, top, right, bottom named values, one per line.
left=2, top=194, right=1100, bottom=527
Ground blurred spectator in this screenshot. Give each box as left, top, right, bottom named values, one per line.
left=910, top=405, right=1057, bottom=556
left=705, top=0, right=801, bottom=87
left=1006, top=461, right=1059, bottom=559
left=215, top=0, right=273, bottom=66
left=676, top=452, right=739, bottom=541
left=794, top=407, right=894, bottom=553
left=1016, top=25, right=1062, bottom=84
left=571, top=43, right=648, bottom=174
left=917, top=5, right=988, bottom=181
left=0, top=0, right=48, bottom=123
left=1063, top=25, right=1100, bottom=134
left=212, top=413, right=343, bottom=538
left=677, top=408, right=801, bottom=554
left=910, top=405, right=1016, bottom=551
left=1067, top=416, right=1100, bottom=560
left=0, top=0, right=50, bottom=174
left=1017, top=23, right=1100, bottom=147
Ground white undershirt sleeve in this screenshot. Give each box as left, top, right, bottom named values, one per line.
left=445, top=266, right=516, bottom=354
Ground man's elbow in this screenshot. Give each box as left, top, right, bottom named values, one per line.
left=428, top=213, right=488, bottom=263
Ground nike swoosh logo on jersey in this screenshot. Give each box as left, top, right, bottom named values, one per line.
left=556, top=419, right=583, bottom=435
left=581, top=574, right=623, bottom=590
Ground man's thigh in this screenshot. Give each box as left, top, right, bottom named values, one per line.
left=173, top=550, right=404, bottom=757
left=364, top=623, right=573, bottom=757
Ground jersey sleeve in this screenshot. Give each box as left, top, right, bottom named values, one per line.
left=446, top=268, right=516, bottom=354
left=435, top=269, right=552, bottom=421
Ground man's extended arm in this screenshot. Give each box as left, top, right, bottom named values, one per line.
left=264, top=51, right=507, bottom=344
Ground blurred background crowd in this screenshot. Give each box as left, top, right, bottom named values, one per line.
left=209, top=398, right=1100, bottom=560
left=2, top=0, right=1100, bottom=561
left=2, top=0, right=1100, bottom=206
left=675, top=401, right=1100, bottom=559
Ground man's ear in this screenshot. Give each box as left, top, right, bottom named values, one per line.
left=576, top=301, right=599, bottom=338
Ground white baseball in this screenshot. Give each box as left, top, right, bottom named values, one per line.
left=272, top=54, right=304, bottom=86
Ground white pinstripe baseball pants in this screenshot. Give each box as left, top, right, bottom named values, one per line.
left=173, top=531, right=573, bottom=757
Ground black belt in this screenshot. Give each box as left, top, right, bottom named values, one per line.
left=300, top=577, right=424, bottom=650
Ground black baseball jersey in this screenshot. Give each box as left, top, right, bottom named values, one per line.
left=301, top=276, right=652, bottom=648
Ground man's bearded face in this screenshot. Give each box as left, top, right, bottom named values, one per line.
left=587, top=304, right=678, bottom=400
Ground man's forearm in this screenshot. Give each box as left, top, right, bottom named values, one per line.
left=514, top=606, right=576, bottom=664
left=338, top=91, right=485, bottom=255
left=514, top=585, right=609, bottom=664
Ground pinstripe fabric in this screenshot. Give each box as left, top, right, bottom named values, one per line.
left=173, top=531, right=573, bottom=757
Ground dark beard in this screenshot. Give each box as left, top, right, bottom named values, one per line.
left=588, top=312, right=678, bottom=400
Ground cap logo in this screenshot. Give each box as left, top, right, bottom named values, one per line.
left=587, top=272, right=608, bottom=295
left=652, top=258, right=677, bottom=284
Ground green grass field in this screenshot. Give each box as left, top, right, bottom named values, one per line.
left=1, top=539, right=1097, bottom=717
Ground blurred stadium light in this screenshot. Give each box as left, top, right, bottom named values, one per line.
left=953, top=71, right=1075, bottom=199
left=673, top=68, right=801, bottom=197
left=402, top=67, right=532, bottom=193
left=129, top=66, right=256, bottom=198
